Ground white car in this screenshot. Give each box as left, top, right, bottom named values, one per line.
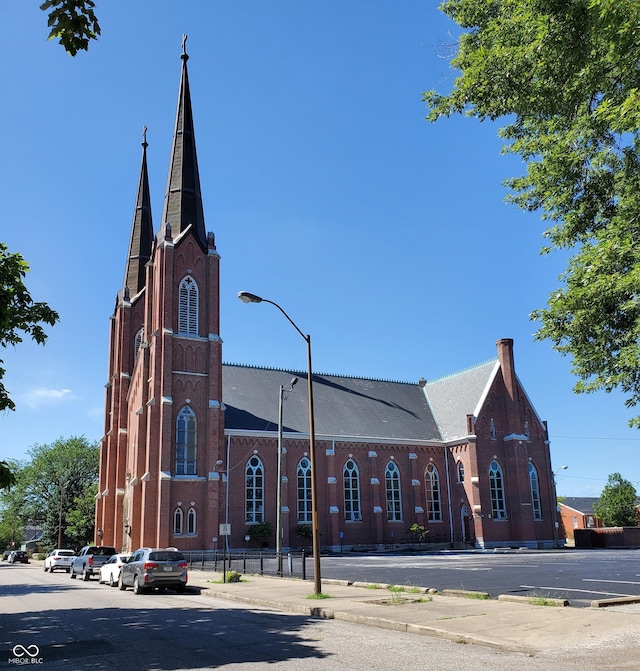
left=44, top=549, right=75, bottom=573
left=99, top=553, right=132, bottom=587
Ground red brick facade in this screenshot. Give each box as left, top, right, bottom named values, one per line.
left=96, top=49, right=561, bottom=554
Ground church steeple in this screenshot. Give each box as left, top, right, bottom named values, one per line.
left=161, top=35, right=207, bottom=251
left=123, top=128, right=154, bottom=295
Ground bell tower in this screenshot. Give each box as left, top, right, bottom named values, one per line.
left=97, top=37, right=225, bottom=552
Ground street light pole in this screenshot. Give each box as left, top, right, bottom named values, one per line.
left=57, top=482, right=67, bottom=548
left=238, top=291, right=322, bottom=595
left=277, top=376, right=298, bottom=576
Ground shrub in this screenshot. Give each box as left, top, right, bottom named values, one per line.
left=225, top=571, right=241, bottom=583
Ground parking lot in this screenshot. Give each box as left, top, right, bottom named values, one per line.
left=319, top=548, right=640, bottom=607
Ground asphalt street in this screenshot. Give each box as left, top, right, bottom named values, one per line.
left=3, top=561, right=627, bottom=671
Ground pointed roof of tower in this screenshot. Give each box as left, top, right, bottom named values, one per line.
left=161, top=35, right=207, bottom=251
left=123, top=128, right=154, bottom=295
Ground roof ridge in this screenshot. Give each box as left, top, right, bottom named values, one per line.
left=222, top=361, right=418, bottom=386
left=426, top=357, right=498, bottom=385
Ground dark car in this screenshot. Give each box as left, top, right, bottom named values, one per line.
left=8, top=550, right=29, bottom=564
left=118, top=547, right=188, bottom=594
left=2, top=550, right=11, bottom=560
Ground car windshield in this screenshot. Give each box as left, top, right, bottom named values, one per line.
left=59, top=550, right=74, bottom=556
left=149, top=551, right=184, bottom=562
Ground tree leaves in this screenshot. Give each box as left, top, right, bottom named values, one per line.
left=0, top=243, right=59, bottom=412
left=593, top=472, right=639, bottom=527
left=426, top=0, right=640, bottom=425
left=39, top=0, right=101, bottom=56
left=0, top=437, right=99, bottom=549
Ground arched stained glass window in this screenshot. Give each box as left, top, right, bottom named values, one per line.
left=246, top=456, right=264, bottom=523
left=385, top=461, right=402, bottom=521
left=173, top=508, right=183, bottom=535
left=489, top=460, right=507, bottom=519
left=134, top=328, right=144, bottom=364
left=297, top=458, right=312, bottom=523
left=425, top=463, right=442, bottom=522
left=343, top=459, right=361, bottom=521
left=529, top=462, right=542, bottom=520
left=187, top=507, right=197, bottom=535
left=176, top=406, right=197, bottom=475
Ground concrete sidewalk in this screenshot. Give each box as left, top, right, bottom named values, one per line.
left=187, top=569, right=640, bottom=654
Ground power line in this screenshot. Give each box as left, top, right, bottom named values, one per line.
left=551, top=435, right=640, bottom=442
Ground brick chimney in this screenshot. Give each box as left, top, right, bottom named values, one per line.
left=496, top=338, right=516, bottom=401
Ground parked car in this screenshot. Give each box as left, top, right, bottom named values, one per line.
left=44, top=549, right=75, bottom=573
left=8, top=550, right=29, bottom=564
left=2, top=550, right=11, bottom=560
left=98, top=553, right=132, bottom=587
left=70, top=545, right=116, bottom=580
left=118, top=547, right=188, bottom=594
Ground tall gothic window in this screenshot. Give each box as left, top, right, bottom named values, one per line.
left=134, top=328, right=144, bottom=364
left=529, top=462, right=542, bottom=520
left=385, top=461, right=402, bottom=521
left=425, top=463, right=442, bottom=522
left=176, top=406, right=197, bottom=475
left=187, top=507, right=197, bottom=535
left=457, top=461, right=465, bottom=483
left=343, top=459, right=361, bottom=521
left=246, top=456, right=264, bottom=523
left=173, top=508, right=183, bottom=535
left=178, top=276, right=199, bottom=335
left=489, top=460, right=507, bottom=519
left=297, top=457, right=312, bottom=523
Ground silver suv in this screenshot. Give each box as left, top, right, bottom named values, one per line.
left=118, top=547, right=188, bottom=594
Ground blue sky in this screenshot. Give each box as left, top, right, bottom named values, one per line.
left=1, top=1, right=637, bottom=497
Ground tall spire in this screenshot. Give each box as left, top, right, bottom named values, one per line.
left=161, top=35, right=207, bottom=251
left=124, top=127, right=154, bottom=294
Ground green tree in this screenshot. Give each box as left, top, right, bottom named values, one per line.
left=0, top=243, right=59, bottom=413
left=40, top=0, right=101, bottom=56
left=594, top=473, right=639, bottom=527
left=65, top=482, right=98, bottom=545
left=425, top=0, right=640, bottom=425
left=0, top=437, right=99, bottom=549
left=0, top=461, right=16, bottom=490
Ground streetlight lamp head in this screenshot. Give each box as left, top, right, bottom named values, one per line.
left=238, top=291, right=263, bottom=304
left=290, top=376, right=298, bottom=387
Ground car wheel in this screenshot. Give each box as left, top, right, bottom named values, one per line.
left=108, top=573, right=116, bottom=587
left=174, top=585, right=186, bottom=594
left=70, top=569, right=76, bottom=579
left=118, top=574, right=126, bottom=591
left=133, top=575, right=145, bottom=595
left=43, top=565, right=48, bottom=572
left=82, top=568, right=90, bottom=581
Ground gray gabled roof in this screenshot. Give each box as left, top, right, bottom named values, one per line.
left=223, top=364, right=442, bottom=442
left=559, top=497, right=600, bottom=515
left=424, top=360, right=498, bottom=442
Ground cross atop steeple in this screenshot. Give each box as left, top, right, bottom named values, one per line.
left=161, top=36, right=207, bottom=251
left=123, top=126, right=154, bottom=294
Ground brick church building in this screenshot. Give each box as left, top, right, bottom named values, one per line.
left=96, top=44, right=562, bottom=554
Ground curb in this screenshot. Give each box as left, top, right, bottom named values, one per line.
left=441, top=588, right=490, bottom=600
left=498, top=594, right=569, bottom=607
left=196, top=582, right=533, bottom=654
left=590, top=595, right=640, bottom=608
